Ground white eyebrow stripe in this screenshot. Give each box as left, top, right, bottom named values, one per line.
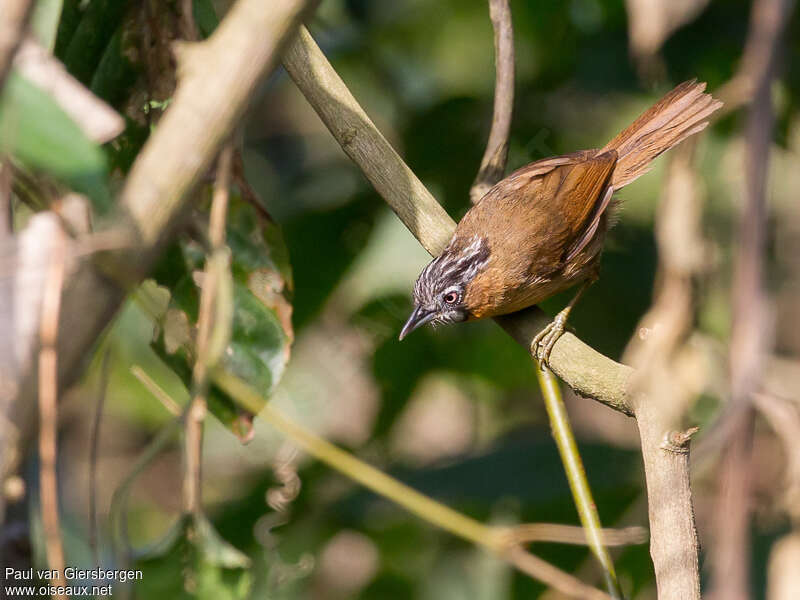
left=413, top=235, right=489, bottom=302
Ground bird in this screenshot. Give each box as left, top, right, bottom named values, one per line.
left=399, top=80, right=722, bottom=364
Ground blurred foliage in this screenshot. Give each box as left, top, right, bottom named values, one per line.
left=0, top=72, right=111, bottom=211
left=149, top=199, right=294, bottom=441
left=6, top=0, right=799, bottom=599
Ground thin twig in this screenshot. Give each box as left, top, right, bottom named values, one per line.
left=0, top=0, right=34, bottom=92
left=38, top=227, right=67, bottom=599
left=108, top=367, right=189, bottom=575
left=208, top=145, right=234, bottom=249
left=183, top=143, right=234, bottom=516
left=109, top=415, right=187, bottom=570
left=131, top=365, right=182, bottom=415
left=500, top=523, right=648, bottom=547
left=537, top=366, right=625, bottom=599
left=211, top=370, right=612, bottom=600
left=469, top=0, right=514, bottom=204
left=232, top=150, right=274, bottom=222
left=0, top=159, right=11, bottom=235
left=89, top=348, right=112, bottom=568
left=503, top=546, right=612, bottom=600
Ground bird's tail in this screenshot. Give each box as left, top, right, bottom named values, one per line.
left=603, top=79, right=722, bottom=189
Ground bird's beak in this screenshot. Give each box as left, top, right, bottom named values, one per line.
left=399, top=306, right=436, bottom=340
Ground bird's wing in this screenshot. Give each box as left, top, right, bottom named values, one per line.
left=537, top=149, right=618, bottom=263
left=504, top=149, right=598, bottom=181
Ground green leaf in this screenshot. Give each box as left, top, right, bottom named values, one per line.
left=54, top=0, right=83, bottom=59
left=0, top=72, right=111, bottom=211
left=30, top=0, right=64, bottom=50
left=219, top=281, right=287, bottom=394
left=90, top=23, right=140, bottom=107
left=149, top=199, right=293, bottom=441
left=193, top=0, right=220, bottom=38
left=62, top=0, right=133, bottom=85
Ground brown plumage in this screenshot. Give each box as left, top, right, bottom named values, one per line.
left=400, top=80, right=722, bottom=359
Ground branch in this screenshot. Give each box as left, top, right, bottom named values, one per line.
left=183, top=144, right=235, bottom=515
left=620, top=143, right=705, bottom=600
left=9, top=0, right=316, bottom=479
left=469, top=0, right=514, bottom=204
left=0, top=0, right=33, bottom=92
left=88, top=349, right=111, bottom=567
left=501, top=523, right=647, bottom=547
left=38, top=225, right=67, bottom=596
left=282, top=28, right=454, bottom=257
left=282, top=26, right=635, bottom=416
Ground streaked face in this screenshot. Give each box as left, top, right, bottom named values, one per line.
left=399, top=236, right=490, bottom=340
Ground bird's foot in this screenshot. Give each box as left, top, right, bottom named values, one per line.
left=530, top=308, right=571, bottom=369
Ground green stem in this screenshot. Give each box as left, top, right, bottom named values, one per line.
left=211, top=369, right=501, bottom=549
left=211, top=369, right=613, bottom=600
left=536, top=364, right=625, bottom=599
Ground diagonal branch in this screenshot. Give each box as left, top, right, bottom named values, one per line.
left=469, top=0, right=515, bottom=204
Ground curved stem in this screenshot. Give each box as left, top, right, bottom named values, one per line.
left=470, top=0, right=515, bottom=204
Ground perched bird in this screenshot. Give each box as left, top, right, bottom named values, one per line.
left=399, top=80, right=721, bottom=363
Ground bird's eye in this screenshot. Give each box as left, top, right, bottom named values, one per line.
left=443, top=291, right=459, bottom=304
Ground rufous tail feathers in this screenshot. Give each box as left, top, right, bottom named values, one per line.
left=603, top=79, right=722, bottom=189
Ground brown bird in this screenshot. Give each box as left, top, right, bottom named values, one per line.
left=399, top=80, right=721, bottom=363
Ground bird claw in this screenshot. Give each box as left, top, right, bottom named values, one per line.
left=530, top=311, right=569, bottom=369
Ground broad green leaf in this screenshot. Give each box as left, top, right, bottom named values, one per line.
left=0, top=72, right=111, bottom=211
left=149, top=199, right=293, bottom=441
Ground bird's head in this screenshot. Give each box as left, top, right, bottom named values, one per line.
left=399, top=236, right=490, bottom=340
